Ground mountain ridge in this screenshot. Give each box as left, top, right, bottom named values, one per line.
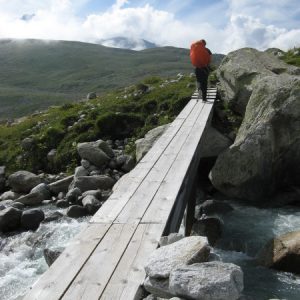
left=0, top=38, right=224, bottom=120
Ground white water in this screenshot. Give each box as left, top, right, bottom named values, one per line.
left=1, top=202, right=300, bottom=300
left=0, top=205, right=90, bottom=300
left=213, top=201, right=300, bottom=300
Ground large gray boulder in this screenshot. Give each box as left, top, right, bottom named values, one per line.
left=217, top=47, right=300, bottom=115
left=82, top=195, right=101, bottom=214
left=257, top=230, right=300, bottom=274
left=15, top=192, right=44, bottom=206
left=200, top=126, right=232, bottom=158
left=8, top=171, right=41, bottom=193
left=169, top=262, right=244, bottom=300
left=30, top=183, right=51, bottom=200
left=135, top=124, right=169, bottom=162
left=43, top=248, right=62, bottom=267
left=73, top=175, right=115, bottom=192
left=211, top=74, right=300, bottom=202
left=0, top=190, right=21, bottom=201
left=21, top=209, right=45, bottom=230
left=145, top=236, right=210, bottom=279
left=143, top=277, right=175, bottom=299
left=66, top=205, right=88, bottom=218
left=0, top=207, right=22, bottom=232
left=77, top=140, right=114, bottom=168
left=48, top=175, right=74, bottom=195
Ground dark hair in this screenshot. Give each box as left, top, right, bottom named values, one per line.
left=200, top=39, right=206, bottom=46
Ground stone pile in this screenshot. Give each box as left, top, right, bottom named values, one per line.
left=0, top=139, right=136, bottom=233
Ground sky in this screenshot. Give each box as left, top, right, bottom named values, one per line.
left=0, top=0, right=299, bottom=53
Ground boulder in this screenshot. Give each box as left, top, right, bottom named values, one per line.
left=257, top=230, right=300, bottom=274
left=21, top=137, right=35, bottom=151
left=74, top=166, right=89, bottom=178
left=21, top=209, right=45, bottom=230
left=66, top=205, right=88, bottom=218
left=0, top=190, right=21, bottom=201
left=15, top=192, right=44, bottom=206
left=145, top=236, right=210, bottom=279
left=191, top=216, right=222, bottom=246
left=217, top=47, right=300, bottom=115
left=87, top=92, right=97, bottom=100
left=56, top=200, right=70, bottom=208
left=8, top=170, right=41, bottom=193
left=159, top=233, right=184, bottom=247
left=200, top=126, right=232, bottom=158
left=77, top=140, right=114, bottom=168
left=210, top=74, right=300, bottom=202
left=82, top=195, right=101, bottom=214
left=169, top=262, right=244, bottom=300
left=47, top=149, right=57, bottom=162
left=73, top=175, right=115, bottom=192
left=43, top=211, right=64, bottom=222
left=30, top=183, right=51, bottom=201
left=49, top=175, right=74, bottom=195
left=82, top=189, right=102, bottom=200
left=116, top=154, right=135, bottom=172
left=196, top=200, right=233, bottom=217
left=81, top=159, right=90, bottom=169
left=0, top=207, right=22, bottom=232
left=143, top=277, right=175, bottom=298
left=66, top=187, right=82, bottom=203
left=11, top=202, right=25, bottom=210
left=43, top=248, right=62, bottom=266
left=135, top=124, right=169, bottom=162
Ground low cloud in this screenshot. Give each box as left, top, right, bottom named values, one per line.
left=0, top=0, right=299, bottom=53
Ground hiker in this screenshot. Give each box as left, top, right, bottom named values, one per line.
left=190, top=39, right=212, bottom=102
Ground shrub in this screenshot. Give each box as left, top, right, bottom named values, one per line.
left=169, top=96, right=190, bottom=115
left=142, top=100, right=158, bottom=113
left=41, top=126, right=65, bottom=149
left=96, top=112, right=144, bottom=139
left=143, top=76, right=162, bottom=84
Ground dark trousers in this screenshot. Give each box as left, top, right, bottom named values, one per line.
left=195, top=67, right=209, bottom=100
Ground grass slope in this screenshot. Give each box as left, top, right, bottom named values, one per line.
left=0, top=74, right=198, bottom=173
left=0, top=39, right=223, bottom=120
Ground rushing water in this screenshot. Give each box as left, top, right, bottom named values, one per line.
left=0, top=205, right=90, bottom=300
left=211, top=201, right=300, bottom=300
left=1, top=201, right=300, bottom=300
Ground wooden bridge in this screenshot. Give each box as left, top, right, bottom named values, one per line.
left=24, top=88, right=217, bottom=300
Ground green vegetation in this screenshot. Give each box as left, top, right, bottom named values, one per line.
left=0, top=74, right=201, bottom=174
left=0, top=39, right=224, bottom=120
left=281, top=47, right=300, bottom=67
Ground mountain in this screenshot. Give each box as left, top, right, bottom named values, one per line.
left=99, top=37, right=158, bottom=50
left=0, top=39, right=224, bottom=120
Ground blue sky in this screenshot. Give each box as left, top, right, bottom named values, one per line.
left=0, top=0, right=299, bottom=53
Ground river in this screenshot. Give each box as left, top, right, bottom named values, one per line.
left=0, top=202, right=299, bottom=299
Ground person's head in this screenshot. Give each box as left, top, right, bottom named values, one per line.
left=199, top=39, right=206, bottom=46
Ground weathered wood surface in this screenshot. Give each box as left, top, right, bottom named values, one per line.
left=23, top=89, right=216, bottom=300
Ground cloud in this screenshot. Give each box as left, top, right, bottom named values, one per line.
left=0, top=0, right=299, bottom=54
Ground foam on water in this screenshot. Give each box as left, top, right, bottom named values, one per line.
left=214, top=201, right=300, bottom=299
left=0, top=206, right=90, bottom=300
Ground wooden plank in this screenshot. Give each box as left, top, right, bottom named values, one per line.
left=90, top=104, right=197, bottom=224
left=100, top=223, right=164, bottom=300
left=114, top=102, right=205, bottom=224
left=62, top=223, right=137, bottom=300
left=142, top=103, right=213, bottom=225
left=23, top=224, right=110, bottom=300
